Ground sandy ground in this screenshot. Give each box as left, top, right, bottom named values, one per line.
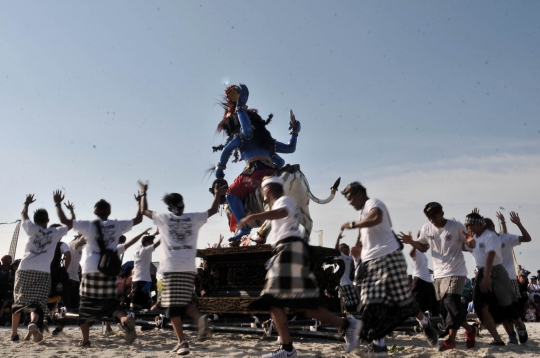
left=1, top=322, right=539, bottom=357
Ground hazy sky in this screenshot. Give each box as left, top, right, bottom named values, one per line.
left=1, top=1, right=539, bottom=275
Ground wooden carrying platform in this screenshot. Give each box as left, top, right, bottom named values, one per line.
left=194, top=245, right=344, bottom=314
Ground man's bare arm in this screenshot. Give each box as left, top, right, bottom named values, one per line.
left=22, top=194, right=36, bottom=221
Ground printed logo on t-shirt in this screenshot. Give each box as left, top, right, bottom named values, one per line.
left=501, top=243, right=506, bottom=249
left=101, top=224, right=117, bottom=247
left=441, top=232, right=452, bottom=241
left=31, top=229, right=54, bottom=255
left=168, top=217, right=193, bottom=244
left=479, top=243, right=485, bottom=249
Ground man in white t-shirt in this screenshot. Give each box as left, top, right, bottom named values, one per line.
left=139, top=180, right=227, bottom=356
left=483, top=212, right=532, bottom=344
left=464, top=213, right=528, bottom=345
left=334, top=233, right=359, bottom=313
left=400, top=202, right=477, bottom=351
left=54, top=188, right=143, bottom=347
left=11, top=194, right=71, bottom=343
left=341, top=182, right=438, bottom=354
left=237, top=177, right=360, bottom=358
left=131, top=232, right=160, bottom=309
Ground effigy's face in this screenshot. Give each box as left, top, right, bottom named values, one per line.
left=226, top=86, right=240, bottom=103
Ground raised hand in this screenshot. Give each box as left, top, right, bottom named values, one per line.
left=214, top=184, right=228, bottom=197
left=461, top=229, right=475, bottom=245
left=53, top=190, right=65, bottom=204
left=495, top=211, right=505, bottom=223
left=215, top=167, right=225, bottom=179
left=398, top=231, right=414, bottom=244
left=509, top=211, right=521, bottom=225
left=288, top=110, right=301, bottom=133
left=472, top=207, right=480, bottom=215
left=236, top=83, right=249, bottom=107
left=24, top=194, right=36, bottom=205
left=64, top=201, right=76, bottom=211
left=138, top=180, right=148, bottom=193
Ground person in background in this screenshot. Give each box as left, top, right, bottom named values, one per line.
left=334, top=233, right=359, bottom=313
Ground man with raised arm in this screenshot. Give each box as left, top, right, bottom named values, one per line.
left=341, top=182, right=438, bottom=355
left=11, top=194, right=71, bottom=343
left=483, top=211, right=531, bottom=344
left=464, top=212, right=528, bottom=346
left=139, top=181, right=227, bottom=355
left=237, top=177, right=360, bottom=358
left=399, top=202, right=477, bottom=351
left=131, top=229, right=160, bottom=309
left=55, top=188, right=143, bottom=347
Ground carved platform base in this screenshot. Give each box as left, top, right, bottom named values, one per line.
left=195, top=245, right=344, bottom=314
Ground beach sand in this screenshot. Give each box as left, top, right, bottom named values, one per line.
left=2, top=322, right=539, bottom=357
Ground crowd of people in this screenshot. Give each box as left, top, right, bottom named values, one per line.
left=0, top=177, right=536, bottom=357
left=332, top=189, right=535, bottom=354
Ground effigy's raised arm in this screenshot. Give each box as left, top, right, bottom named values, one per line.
left=216, top=136, right=241, bottom=178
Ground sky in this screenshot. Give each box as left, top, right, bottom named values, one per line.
left=1, top=1, right=539, bottom=276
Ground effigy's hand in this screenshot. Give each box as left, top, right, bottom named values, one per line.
left=215, top=167, right=225, bottom=179
left=236, top=84, right=249, bottom=107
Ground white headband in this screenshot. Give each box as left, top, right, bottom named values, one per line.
left=261, top=176, right=284, bottom=188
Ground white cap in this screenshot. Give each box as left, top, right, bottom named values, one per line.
left=261, top=176, right=284, bottom=188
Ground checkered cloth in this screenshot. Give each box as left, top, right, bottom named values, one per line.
left=80, top=272, right=117, bottom=299
left=510, top=279, right=521, bottom=302
left=13, top=269, right=51, bottom=316
left=160, top=271, right=196, bottom=307
left=358, top=249, right=413, bottom=306
left=473, top=264, right=520, bottom=323
left=434, top=276, right=466, bottom=301
left=260, top=239, right=320, bottom=301
left=340, top=284, right=360, bottom=307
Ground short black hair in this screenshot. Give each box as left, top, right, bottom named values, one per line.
left=94, top=199, right=111, bottom=212
left=49, top=223, right=62, bottom=228
left=423, top=202, right=443, bottom=217
left=483, top=218, right=495, bottom=228
left=118, top=235, right=126, bottom=244
left=33, top=208, right=49, bottom=223
left=341, top=182, right=367, bottom=199
left=142, top=235, right=155, bottom=245
left=264, top=183, right=284, bottom=198
left=162, top=193, right=184, bottom=208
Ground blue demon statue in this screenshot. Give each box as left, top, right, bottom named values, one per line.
left=213, top=84, right=300, bottom=243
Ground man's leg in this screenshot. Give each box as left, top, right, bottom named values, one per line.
left=170, top=316, right=185, bottom=343
left=80, top=322, right=91, bottom=344
left=481, top=305, right=504, bottom=343
left=269, top=307, right=292, bottom=348
left=11, top=312, right=20, bottom=337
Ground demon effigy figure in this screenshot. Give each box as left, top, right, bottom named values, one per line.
left=213, top=84, right=300, bottom=242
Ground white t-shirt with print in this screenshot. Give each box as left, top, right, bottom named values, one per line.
left=418, top=220, right=468, bottom=279
left=73, top=219, right=133, bottom=274
left=411, top=250, right=433, bottom=282
left=67, top=239, right=84, bottom=281
left=18, top=220, right=69, bottom=273
left=340, top=253, right=354, bottom=286
left=266, top=196, right=303, bottom=247
left=499, top=233, right=520, bottom=280
left=133, top=245, right=155, bottom=282
left=473, top=229, right=503, bottom=268
left=153, top=211, right=208, bottom=273
left=357, top=199, right=399, bottom=262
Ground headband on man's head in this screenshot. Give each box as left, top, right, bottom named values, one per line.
left=465, top=213, right=483, bottom=226
left=261, top=176, right=284, bottom=188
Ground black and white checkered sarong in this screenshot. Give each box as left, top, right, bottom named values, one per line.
left=13, top=269, right=51, bottom=316
left=80, top=272, right=117, bottom=299
left=160, top=271, right=196, bottom=307
left=359, top=250, right=413, bottom=306
left=340, top=284, right=360, bottom=307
